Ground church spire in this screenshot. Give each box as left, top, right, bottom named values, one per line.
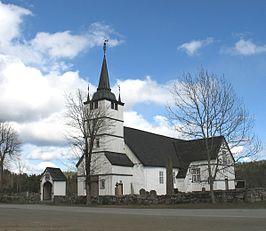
left=92, top=40, right=117, bottom=102
left=86, top=84, right=90, bottom=102
left=118, top=85, right=121, bottom=102
left=97, top=40, right=110, bottom=91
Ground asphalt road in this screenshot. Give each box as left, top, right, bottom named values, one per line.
left=0, top=204, right=266, bottom=230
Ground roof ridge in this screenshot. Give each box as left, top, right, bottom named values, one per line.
left=181, top=135, right=225, bottom=143
left=124, top=126, right=183, bottom=141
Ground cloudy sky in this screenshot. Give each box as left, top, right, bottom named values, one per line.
left=1, top=0, right=265, bottom=173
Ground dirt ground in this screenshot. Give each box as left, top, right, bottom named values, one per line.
left=0, top=204, right=266, bottom=231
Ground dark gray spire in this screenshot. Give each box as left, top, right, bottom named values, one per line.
left=92, top=40, right=117, bottom=101
left=87, top=84, right=90, bottom=102
left=97, top=55, right=111, bottom=91
left=118, top=85, right=121, bottom=102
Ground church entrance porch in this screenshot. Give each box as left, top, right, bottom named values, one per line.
left=43, top=181, right=52, bottom=200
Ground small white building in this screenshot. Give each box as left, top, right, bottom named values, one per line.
left=40, top=167, right=66, bottom=201
left=76, top=47, right=236, bottom=196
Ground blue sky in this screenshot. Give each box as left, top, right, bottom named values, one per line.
left=0, top=0, right=266, bottom=173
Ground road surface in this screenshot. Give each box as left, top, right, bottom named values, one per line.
left=0, top=204, right=265, bottom=230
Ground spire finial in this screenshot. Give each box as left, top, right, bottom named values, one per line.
left=118, top=85, right=121, bottom=102
left=103, top=39, right=109, bottom=56
left=87, top=84, right=90, bottom=102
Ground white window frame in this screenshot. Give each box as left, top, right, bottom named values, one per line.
left=159, top=171, right=164, bottom=184
left=96, top=138, right=100, bottom=148
left=100, top=179, right=105, bottom=189
left=191, top=168, right=200, bottom=183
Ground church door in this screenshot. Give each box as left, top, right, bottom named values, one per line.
left=225, top=178, right=229, bottom=190
left=90, top=176, right=99, bottom=197
left=43, top=181, right=52, bottom=200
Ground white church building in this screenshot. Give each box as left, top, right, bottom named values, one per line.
left=76, top=45, right=235, bottom=196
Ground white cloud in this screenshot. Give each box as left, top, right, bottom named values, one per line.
left=30, top=22, right=123, bottom=61
left=0, top=2, right=122, bottom=68
left=31, top=161, right=57, bottom=173
left=223, top=39, right=266, bottom=56
left=0, top=55, right=88, bottom=122
left=178, top=37, right=214, bottom=56
left=124, top=111, right=180, bottom=138
left=0, top=2, right=31, bottom=46
left=25, top=145, right=75, bottom=161
left=114, top=76, right=174, bottom=110
left=31, top=31, right=88, bottom=59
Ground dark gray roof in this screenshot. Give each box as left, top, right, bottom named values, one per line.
left=175, top=136, right=224, bottom=178
left=124, top=127, right=182, bottom=168
left=92, top=55, right=117, bottom=102
left=43, top=167, right=66, bottom=181
left=75, top=126, right=226, bottom=177
left=105, top=152, right=134, bottom=167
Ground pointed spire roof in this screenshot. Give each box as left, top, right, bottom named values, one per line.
left=97, top=54, right=111, bottom=91
left=92, top=40, right=117, bottom=102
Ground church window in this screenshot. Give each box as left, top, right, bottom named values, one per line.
left=111, top=102, right=114, bottom=109
left=115, top=103, right=118, bottom=110
left=96, top=138, right=100, bottom=148
left=90, top=102, right=93, bottom=110
left=159, top=171, right=164, bottom=184
left=100, top=179, right=105, bottom=189
left=191, top=168, right=200, bottom=182
left=94, top=101, right=98, bottom=109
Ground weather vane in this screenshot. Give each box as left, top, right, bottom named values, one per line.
left=103, top=39, right=109, bottom=55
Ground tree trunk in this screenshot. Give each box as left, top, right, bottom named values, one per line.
left=0, top=160, right=3, bottom=192
left=207, top=162, right=216, bottom=204
left=166, top=157, right=174, bottom=195
left=209, top=176, right=216, bottom=204
left=85, top=139, right=92, bottom=206
left=86, top=175, right=91, bottom=205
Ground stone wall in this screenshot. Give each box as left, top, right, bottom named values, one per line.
left=1, top=188, right=266, bottom=205
left=88, top=188, right=266, bottom=205
left=0, top=192, right=40, bottom=204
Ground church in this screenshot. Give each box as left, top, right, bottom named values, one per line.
left=76, top=44, right=235, bottom=196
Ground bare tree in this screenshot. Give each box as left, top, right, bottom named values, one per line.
left=0, top=121, right=21, bottom=190
left=65, top=89, right=113, bottom=205
left=166, top=157, right=174, bottom=195
left=167, top=69, right=261, bottom=203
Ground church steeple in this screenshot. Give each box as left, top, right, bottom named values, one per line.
left=92, top=40, right=117, bottom=102
left=97, top=50, right=111, bottom=91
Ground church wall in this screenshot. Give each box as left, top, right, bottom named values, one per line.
left=96, top=135, right=125, bottom=153
left=182, top=143, right=235, bottom=192
left=144, top=167, right=166, bottom=195
left=111, top=175, right=133, bottom=195
left=176, top=178, right=185, bottom=192
left=99, top=175, right=113, bottom=195
left=124, top=144, right=145, bottom=194
left=88, top=99, right=125, bottom=154
left=77, top=176, right=86, bottom=196
left=77, top=153, right=113, bottom=196
left=53, top=181, right=66, bottom=196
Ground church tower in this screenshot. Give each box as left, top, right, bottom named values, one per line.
left=85, top=41, right=124, bottom=154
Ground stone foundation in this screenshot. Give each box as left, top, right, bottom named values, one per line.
left=88, top=188, right=266, bottom=205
